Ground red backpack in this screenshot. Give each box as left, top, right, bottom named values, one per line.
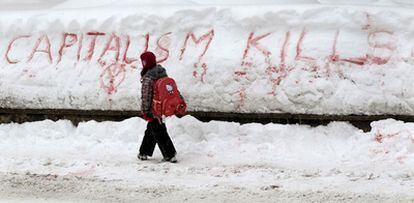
left=152, top=77, right=187, bottom=118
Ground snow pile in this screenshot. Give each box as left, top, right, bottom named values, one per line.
left=366, top=119, right=414, bottom=165
left=1, top=116, right=414, bottom=194
left=0, top=3, right=414, bottom=115
left=51, top=0, right=414, bottom=8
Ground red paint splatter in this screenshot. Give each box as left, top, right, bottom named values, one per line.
left=200, top=63, right=207, bottom=82
left=375, top=131, right=384, bottom=143
left=57, top=33, right=78, bottom=64
left=234, top=71, right=247, bottom=78
left=99, top=63, right=126, bottom=95
left=5, top=35, right=31, bottom=64
left=374, top=130, right=407, bottom=143
left=28, top=34, right=53, bottom=64
left=267, top=31, right=291, bottom=95
left=235, top=87, right=247, bottom=112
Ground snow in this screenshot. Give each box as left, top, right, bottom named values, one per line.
left=0, top=2, right=413, bottom=115
left=0, top=116, right=414, bottom=201
left=51, top=0, right=414, bottom=8
left=0, top=0, right=414, bottom=202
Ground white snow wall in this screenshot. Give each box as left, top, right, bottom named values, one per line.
left=1, top=5, right=414, bottom=115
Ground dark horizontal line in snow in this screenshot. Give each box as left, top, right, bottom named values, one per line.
left=0, top=108, right=413, bottom=131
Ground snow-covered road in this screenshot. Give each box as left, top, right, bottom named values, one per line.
left=2, top=170, right=412, bottom=202
left=1, top=116, right=414, bottom=202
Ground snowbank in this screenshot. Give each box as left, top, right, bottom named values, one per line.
left=1, top=3, right=414, bottom=115
left=1, top=116, right=414, bottom=198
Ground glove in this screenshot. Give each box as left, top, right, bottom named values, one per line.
left=142, top=113, right=154, bottom=122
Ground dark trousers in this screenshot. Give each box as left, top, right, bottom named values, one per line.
left=139, top=120, right=176, bottom=159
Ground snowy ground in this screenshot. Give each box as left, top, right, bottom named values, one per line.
left=1, top=116, right=414, bottom=202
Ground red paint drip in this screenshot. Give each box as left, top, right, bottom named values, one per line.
left=236, top=87, right=247, bottom=112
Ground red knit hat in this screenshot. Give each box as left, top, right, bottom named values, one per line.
left=140, top=51, right=157, bottom=77
left=140, top=52, right=156, bottom=69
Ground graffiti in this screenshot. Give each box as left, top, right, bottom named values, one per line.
left=123, top=33, right=149, bottom=65
left=295, top=29, right=315, bottom=61
left=98, top=33, right=121, bottom=66
left=99, top=62, right=126, bottom=95
left=236, top=31, right=275, bottom=107
left=179, top=29, right=215, bottom=82
left=241, top=32, right=273, bottom=68
left=267, top=31, right=291, bottom=95
left=57, top=33, right=78, bottom=64
left=5, top=35, right=31, bottom=64
left=156, top=32, right=171, bottom=64
left=328, top=30, right=397, bottom=66
left=234, top=26, right=399, bottom=109
left=83, top=32, right=105, bottom=62
left=28, top=34, right=53, bottom=64
left=2, top=20, right=408, bottom=108
left=77, top=34, right=83, bottom=61
left=5, top=32, right=152, bottom=96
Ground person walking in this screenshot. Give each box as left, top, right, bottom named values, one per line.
left=137, top=51, right=177, bottom=163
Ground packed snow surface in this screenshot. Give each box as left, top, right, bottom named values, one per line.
left=0, top=2, right=414, bottom=115
left=1, top=116, right=414, bottom=201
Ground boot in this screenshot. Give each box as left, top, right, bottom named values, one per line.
left=137, top=154, right=148, bottom=161
left=162, top=156, right=177, bottom=163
